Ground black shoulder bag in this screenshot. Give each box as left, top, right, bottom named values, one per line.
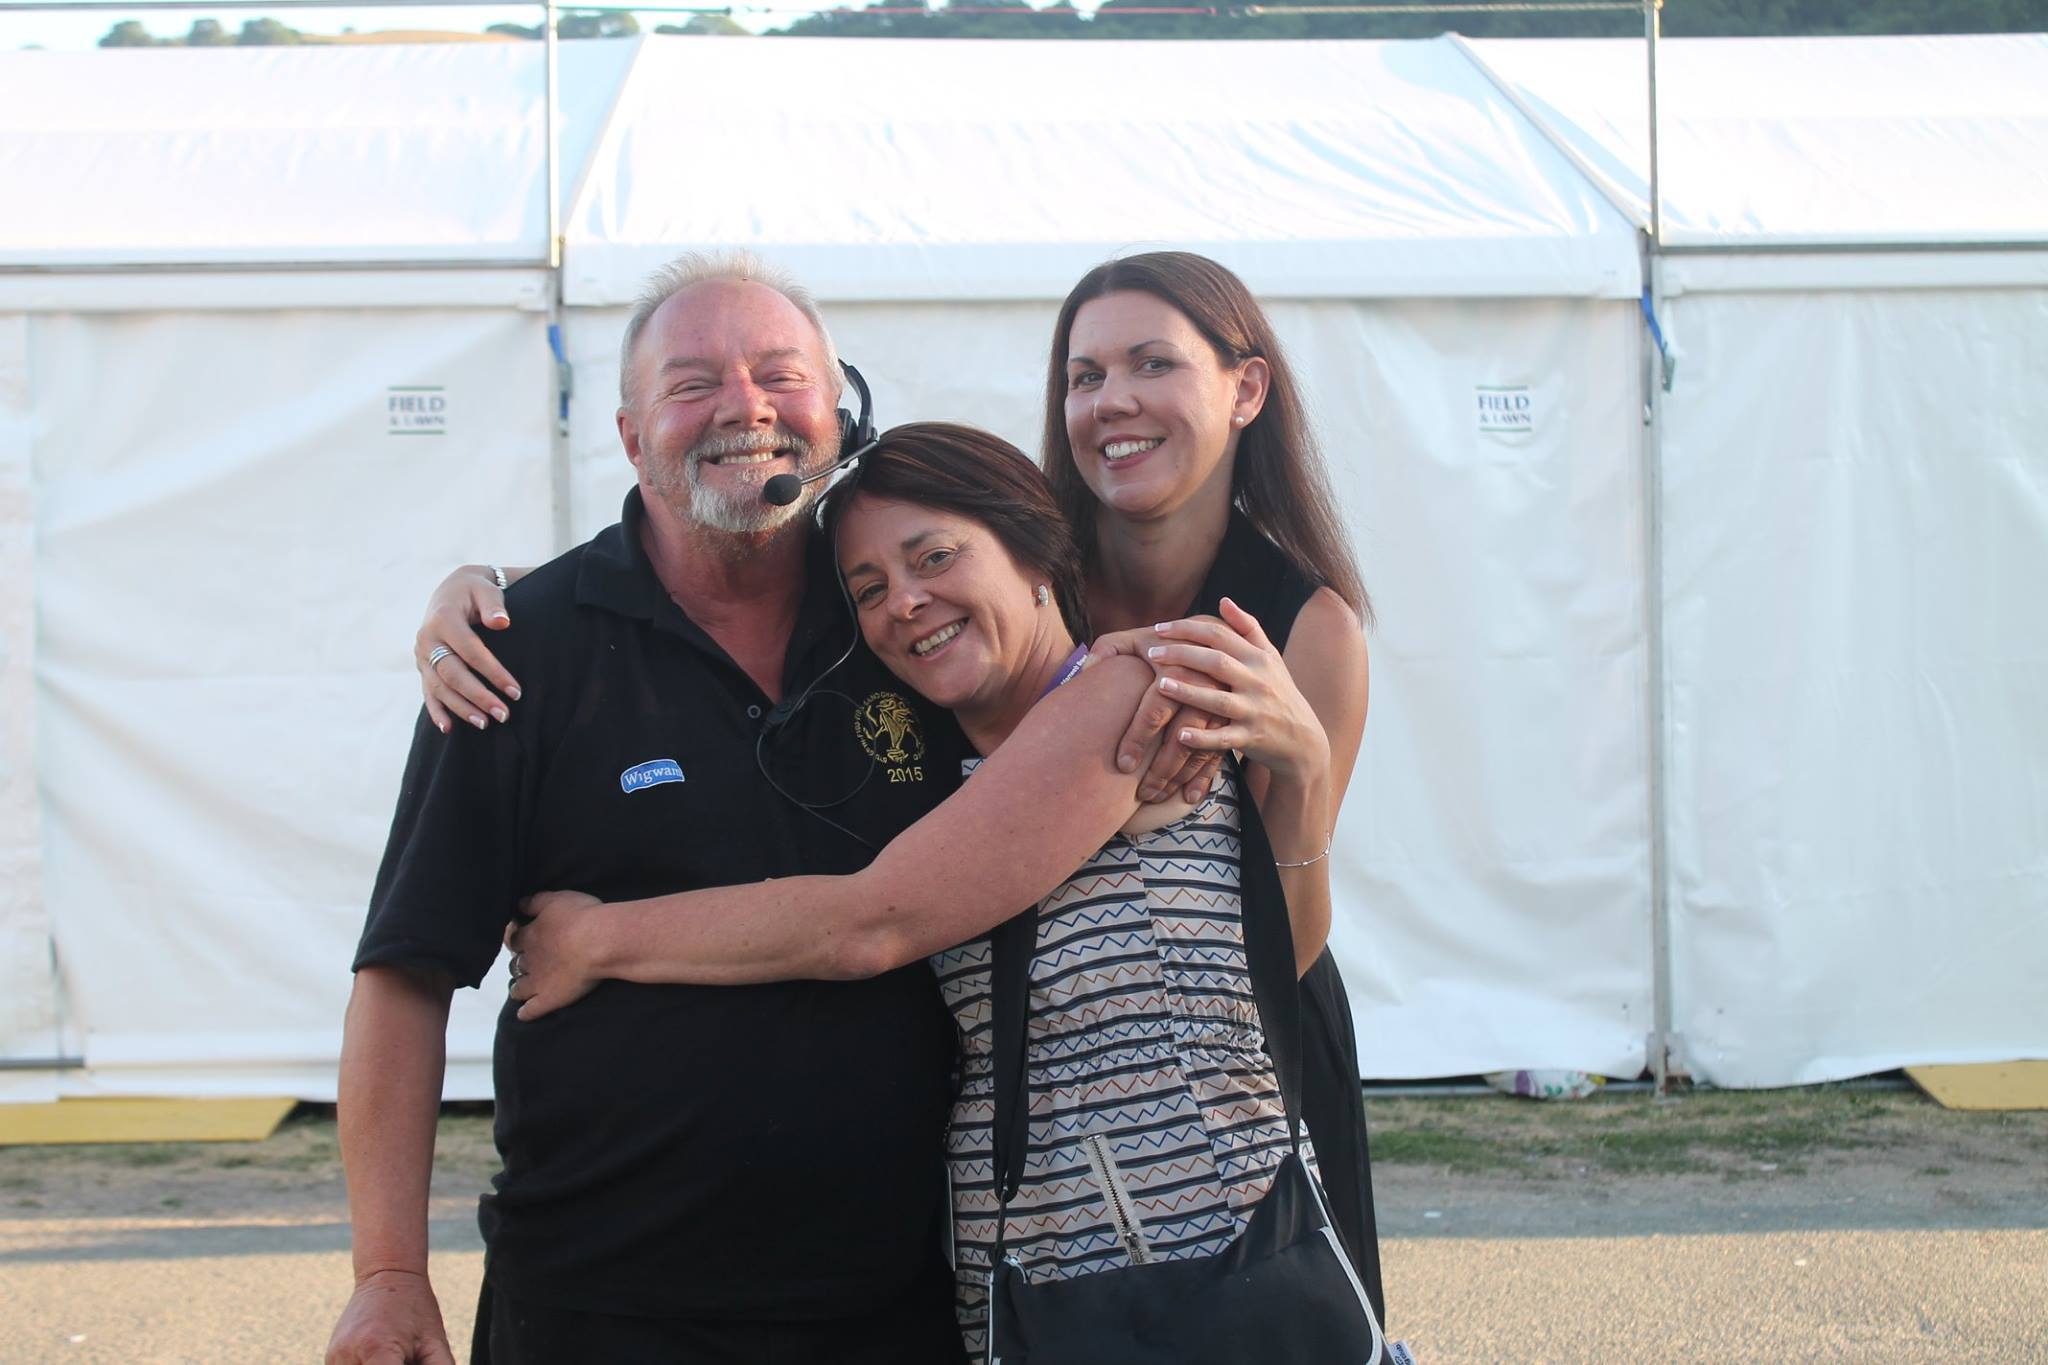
left=983, top=761, right=1389, bottom=1364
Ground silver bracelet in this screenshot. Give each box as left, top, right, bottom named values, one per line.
left=1274, top=847, right=1330, bottom=869
left=487, top=564, right=509, bottom=591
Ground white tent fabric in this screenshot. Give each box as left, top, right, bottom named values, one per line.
left=1461, top=33, right=2048, bottom=1085
left=1299, top=296, right=1652, bottom=1078
left=0, top=313, right=60, bottom=1098
left=1655, top=287, right=2048, bottom=1087
left=1466, top=34, right=2048, bottom=253
left=0, top=37, right=624, bottom=1093
left=563, top=38, right=1643, bottom=304
left=25, top=304, right=559, bottom=1095
left=0, top=41, right=635, bottom=268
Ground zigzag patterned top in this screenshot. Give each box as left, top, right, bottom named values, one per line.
left=933, top=763, right=1315, bottom=1354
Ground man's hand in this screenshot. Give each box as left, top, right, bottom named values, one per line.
left=324, top=1268, right=455, bottom=1365
left=507, top=891, right=606, bottom=1021
left=1089, top=624, right=1229, bottom=804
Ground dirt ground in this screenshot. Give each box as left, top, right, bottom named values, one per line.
left=2, top=1081, right=2041, bottom=1233
left=1, top=1083, right=2043, bottom=1363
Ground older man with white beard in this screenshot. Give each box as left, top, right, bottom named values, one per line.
left=326, top=253, right=979, bottom=1364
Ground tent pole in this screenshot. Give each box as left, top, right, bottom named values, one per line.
left=543, top=0, right=573, bottom=555
left=1645, top=0, right=1662, bottom=248
left=545, top=0, right=562, bottom=272
left=1641, top=245, right=1676, bottom=1096
left=1640, top=0, right=1676, bottom=1095
left=547, top=284, right=573, bottom=557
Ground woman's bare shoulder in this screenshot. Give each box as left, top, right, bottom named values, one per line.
left=1283, top=588, right=1368, bottom=675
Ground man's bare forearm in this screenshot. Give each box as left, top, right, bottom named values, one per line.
left=338, top=965, right=454, bottom=1281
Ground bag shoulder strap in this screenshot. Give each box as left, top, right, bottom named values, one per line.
left=989, top=901, right=1036, bottom=1214
left=1230, top=758, right=1308, bottom=1150
left=988, top=757, right=1309, bottom=1223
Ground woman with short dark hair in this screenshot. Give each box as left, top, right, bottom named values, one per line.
left=507, top=422, right=1372, bottom=1357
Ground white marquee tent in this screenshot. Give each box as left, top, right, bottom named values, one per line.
left=1469, top=33, right=2048, bottom=1086
left=0, top=32, right=2041, bottom=1101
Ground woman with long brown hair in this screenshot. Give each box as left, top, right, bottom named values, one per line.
left=1037, top=252, right=1379, bottom=1312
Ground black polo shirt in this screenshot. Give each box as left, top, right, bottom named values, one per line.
left=356, top=489, right=969, bottom=1320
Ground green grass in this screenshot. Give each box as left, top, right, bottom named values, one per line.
left=1364, top=1086, right=1921, bottom=1180
left=1367, top=1128, right=1522, bottom=1174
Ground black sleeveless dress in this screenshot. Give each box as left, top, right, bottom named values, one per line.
left=1186, top=509, right=1387, bottom=1324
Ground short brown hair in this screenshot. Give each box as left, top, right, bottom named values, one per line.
left=819, top=422, right=1089, bottom=644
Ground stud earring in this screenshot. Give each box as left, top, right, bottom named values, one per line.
left=1035, top=584, right=1052, bottom=607
left=1232, top=414, right=1248, bottom=427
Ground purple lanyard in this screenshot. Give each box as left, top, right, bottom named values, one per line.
left=1038, top=645, right=1090, bottom=700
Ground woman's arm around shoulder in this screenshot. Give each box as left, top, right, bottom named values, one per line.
left=511, top=653, right=1166, bottom=1013
left=417, top=564, right=531, bottom=734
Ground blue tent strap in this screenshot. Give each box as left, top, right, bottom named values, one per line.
left=1639, top=286, right=1676, bottom=391
left=548, top=322, right=573, bottom=424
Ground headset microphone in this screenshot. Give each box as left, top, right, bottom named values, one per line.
left=762, top=361, right=876, bottom=507
left=761, top=435, right=881, bottom=506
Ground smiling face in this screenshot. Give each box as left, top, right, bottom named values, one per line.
left=618, top=279, right=841, bottom=535
left=1062, top=290, right=1268, bottom=524
left=836, top=493, right=1063, bottom=715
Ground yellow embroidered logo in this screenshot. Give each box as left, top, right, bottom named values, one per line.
left=855, top=690, right=926, bottom=777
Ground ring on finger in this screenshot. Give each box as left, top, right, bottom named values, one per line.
left=427, top=644, right=455, bottom=668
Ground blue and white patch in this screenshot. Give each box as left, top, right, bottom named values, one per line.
left=619, top=759, right=684, bottom=794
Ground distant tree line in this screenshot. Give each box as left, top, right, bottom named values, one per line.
left=96, top=12, right=744, bottom=45
left=774, top=0, right=2047, bottom=40
left=97, top=0, right=2048, bottom=47
left=99, top=16, right=309, bottom=46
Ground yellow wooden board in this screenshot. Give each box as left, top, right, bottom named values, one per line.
left=1907, top=1061, right=2048, bottom=1111
left=0, top=1097, right=297, bottom=1146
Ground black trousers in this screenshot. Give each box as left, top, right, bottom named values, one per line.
left=1299, top=947, right=1388, bottom=1326
left=473, top=1263, right=966, bottom=1365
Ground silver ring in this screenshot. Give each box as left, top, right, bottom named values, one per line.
left=508, top=955, right=526, bottom=981
left=426, top=645, right=455, bottom=668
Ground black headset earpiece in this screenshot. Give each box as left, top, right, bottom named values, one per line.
left=836, top=361, right=875, bottom=454
left=763, top=360, right=879, bottom=508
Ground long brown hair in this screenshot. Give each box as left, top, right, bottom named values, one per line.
left=819, top=422, right=1091, bottom=644
left=1041, top=251, right=1369, bottom=623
